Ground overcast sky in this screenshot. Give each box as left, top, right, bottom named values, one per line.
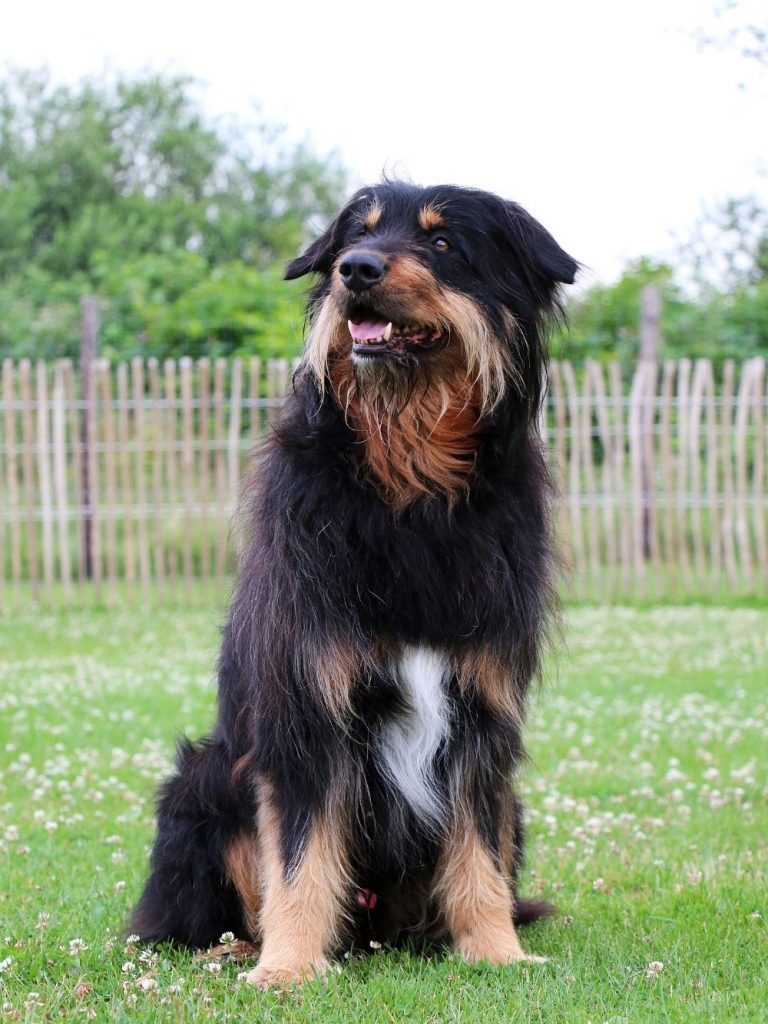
left=4, top=0, right=767, bottom=287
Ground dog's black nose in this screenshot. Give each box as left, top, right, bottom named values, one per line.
left=339, top=251, right=385, bottom=292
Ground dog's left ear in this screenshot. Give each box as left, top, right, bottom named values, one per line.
left=503, top=201, right=578, bottom=286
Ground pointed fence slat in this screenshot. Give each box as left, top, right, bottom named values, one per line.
left=52, top=362, right=72, bottom=600
left=561, top=360, right=585, bottom=588
left=3, top=360, right=22, bottom=594
left=607, top=362, right=631, bottom=593
left=675, top=359, right=693, bottom=594
left=19, top=361, right=40, bottom=598
left=548, top=362, right=570, bottom=558
left=35, top=362, right=54, bottom=590
left=587, top=360, right=617, bottom=597
left=180, top=358, right=195, bottom=596
left=99, top=361, right=119, bottom=597
left=198, top=358, right=212, bottom=582
left=116, top=363, right=136, bottom=596
left=753, top=359, right=767, bottom=591
left=228, top=358, right=243, bottom=508
left=659, top=360, right=677, bottom=590
left=720, top=360, right=738, bottom=591
left=131, top=359, right=150, bottom=595
left=581, top=361, right=601, bottom=595
left=734, top=359, right=756, bottom=590
left=163, top=360, right=179, bottom=593
left=689, top=360, right=708, bottom=587
left=147, top=358, right=165, bottom=596
left=63, top=360, right=84, bottom=585
left=702, top=360, right=721, bottom=590
left=213, top=359, right=228, bottom=579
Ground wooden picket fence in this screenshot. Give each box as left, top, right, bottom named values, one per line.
left=0, top=355, right=766, bottom=605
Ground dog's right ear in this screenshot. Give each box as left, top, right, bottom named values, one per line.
left=284, top=188, right=376, bottom=280
left=284, top=217, right=343, bottom=280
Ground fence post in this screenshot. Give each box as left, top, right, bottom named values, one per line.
left=640, top=285, right=661, bottom=362
left=639, top=286, right=660, bottom=559
left=80, top=297, right=100, bottom=580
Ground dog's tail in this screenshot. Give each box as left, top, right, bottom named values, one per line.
left=513, top=898, right=555, bottom=926
left=129, top=738, right=253, bottom=948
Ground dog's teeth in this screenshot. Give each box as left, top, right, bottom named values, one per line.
left=383, top=322, right=393, bottom=341
left=348, top=320, right=355, bottom=337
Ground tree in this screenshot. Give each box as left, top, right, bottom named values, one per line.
left=0, top=69, right=347, bottom=359
left=558, top=259, right=696, bottom=366
left=559, top=246, right=768, bottom=370
left=695, top=1, right=768, bottom=75
left=682, top=196, right=768, bottom=290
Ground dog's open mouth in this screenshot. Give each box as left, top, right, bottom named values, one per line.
left=347, top=314, right=445, bottom=358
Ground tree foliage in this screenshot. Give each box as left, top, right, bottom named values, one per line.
left=559, top=200, right=768, bottom=369
left=0, top=69, right=346, bottom=360
left=3, top=67, right=767, bottom=367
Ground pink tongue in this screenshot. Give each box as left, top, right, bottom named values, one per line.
left=349, top=319, right=389, bottom=342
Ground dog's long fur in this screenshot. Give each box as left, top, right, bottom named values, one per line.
left=130, top=181, right=577, bottom=987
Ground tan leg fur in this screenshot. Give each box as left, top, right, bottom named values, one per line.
left=245, top=784, right=351, bottom=990
left=223, top=833, right=261, bottom=940
left=433, top=822, right=546, bottom=966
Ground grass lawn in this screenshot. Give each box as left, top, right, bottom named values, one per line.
left=0, top=600, right=765, bottom=1022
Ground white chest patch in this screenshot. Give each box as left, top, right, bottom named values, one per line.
left=378, top=645, right=450, bottom=827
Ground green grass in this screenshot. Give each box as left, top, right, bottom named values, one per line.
left=0, top=602, right=765, bottom=1022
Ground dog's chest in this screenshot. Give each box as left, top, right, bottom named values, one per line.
left=376, top=646, right=450, bottom=825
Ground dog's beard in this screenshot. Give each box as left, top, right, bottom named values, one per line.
left=338, top=355, right=429, bottom=426
left=315, top=313, right=485, bottom=508
left=350, top=353, right=425, bottom=408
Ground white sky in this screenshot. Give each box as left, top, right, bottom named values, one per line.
left=4, top=0, right=768, bottom=287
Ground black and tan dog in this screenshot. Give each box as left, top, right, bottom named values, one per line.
left=130, top=180, right=577, bottom=988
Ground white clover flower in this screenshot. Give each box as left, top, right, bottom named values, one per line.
left=68, top=938, right=88, bottom=956
left=205, top=962, right=222, bottom=974
left=219, top=931, right=235, bottom=946
left=121, top=961, right=136, bottom=973
left=646, top=961, right=664, bottom=979
left=0, top=956, right=13, bottom=973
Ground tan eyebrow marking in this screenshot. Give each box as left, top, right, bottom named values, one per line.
left=418, top=204, right=446, bottom=231
left=362, top=199, right=383, bottom=231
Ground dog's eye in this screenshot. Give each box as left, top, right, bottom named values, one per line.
left=432, top=237, right=451, bottom=251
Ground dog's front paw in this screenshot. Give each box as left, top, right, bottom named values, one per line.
left=456, top=933, right=548, bottom=966
left=244, top=958, right=329, bottom=990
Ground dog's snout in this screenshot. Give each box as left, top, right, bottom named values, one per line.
left=339, top=251, right=385, bottom=292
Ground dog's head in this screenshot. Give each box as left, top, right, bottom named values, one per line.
left=286, top=181, right=577, bottom=421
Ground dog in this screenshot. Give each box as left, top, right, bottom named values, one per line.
left=130, top=180, right=577, bottom=988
